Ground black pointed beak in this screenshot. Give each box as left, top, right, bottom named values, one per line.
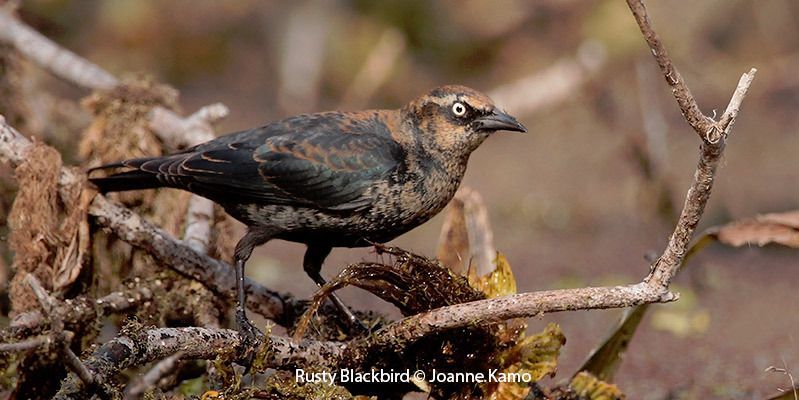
left=473, top=110, right=527, bottom=133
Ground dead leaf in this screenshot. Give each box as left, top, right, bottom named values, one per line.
left=52, top=176, right=95, bottom=292
left=709, top=210, right=799, bottom=248
left=437, top=187, right=495, bottom=276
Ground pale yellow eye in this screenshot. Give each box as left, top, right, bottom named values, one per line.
left=452, top=102, right=467, bottom=117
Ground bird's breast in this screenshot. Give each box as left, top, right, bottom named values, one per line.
left=361, top=162, right=465, bottom=233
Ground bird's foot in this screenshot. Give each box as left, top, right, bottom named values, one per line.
left=235, top=308, right=262, bottom=374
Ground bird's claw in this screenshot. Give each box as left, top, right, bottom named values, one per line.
left=235, top=308, right=261, bottom=375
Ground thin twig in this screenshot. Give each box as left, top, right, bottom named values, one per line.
left=63, top=343, right=96, bottom=387
left=148, top=102, right=228, bottom=148
left=25, top=274, right=56, bottom=312
left=0, top=335, right=53, bottom=353
left=9, top=279, right=156, bottom=338
left=25, top=275, right=98, bottom=388
left=625, top=0, right=714, bottom=141
left=718, top=70, right=758, bottom=134
left=765, top=359, right=798, bottom=400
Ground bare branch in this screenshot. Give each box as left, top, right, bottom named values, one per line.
left=54, top=327, right=343, bottom=399
left=645, top=142, right=722, bottom=289
left=25, top=275, right=98, bottom=388
left=625, top=0, right=757, bottom=289
left=25, top=274, right=57, bottom=312
left=90, top=195, right=293, bottom=322
left=626, top=0, right=757, bottom=145
left=0, top=334, right=53, bottom=352
left=0, top=114, right=33, bottom=165
left=349, top=282, right=675, bottom=356
left=62, top=342, right=96, bottom=388
left=9, top=278, right=157, bottom=337
left=148, top=102, right=228, bottom=148
left=625, top=0, right=714, bottom=141
left=0, top=6, right=118, bottom=90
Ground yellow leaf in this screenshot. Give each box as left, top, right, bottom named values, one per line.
left=200, top=390, right=220, bottom=400
left=514, top=323, right=565, bottom=381
left=487, top=323, right=566, bottom=399
left=570, top=371, right=625, bottom=400
left=468, top=253, right=517, bottom=298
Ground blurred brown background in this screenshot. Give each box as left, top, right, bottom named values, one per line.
left=10, top=0, right=799, bottom=398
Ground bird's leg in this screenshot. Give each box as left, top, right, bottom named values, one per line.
left=233, top=256, right=260, bottom=375
left=233, top=232, right=267, bottom=371
left=234, top=257, right=260, bottom=344
left=303, top=245, right=367, bottom=332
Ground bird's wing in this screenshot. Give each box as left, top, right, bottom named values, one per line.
left=132, top=113, right=404, bottom=211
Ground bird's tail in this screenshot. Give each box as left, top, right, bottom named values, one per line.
left=88, top=158, right=164, bottom=193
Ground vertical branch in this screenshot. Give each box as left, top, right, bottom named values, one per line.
left=625, top=0, right=715, bottom=141
left=646, top=142, right=721, bottom=289
left=626, top=0, right=757, bottom=289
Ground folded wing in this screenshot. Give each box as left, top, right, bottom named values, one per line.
left=90, top=112, right=404, bottom=212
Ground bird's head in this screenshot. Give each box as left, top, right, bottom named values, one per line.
left=402, top=85, right=526, bottom=158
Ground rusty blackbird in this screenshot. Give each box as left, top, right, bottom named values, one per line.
left=90, top=85, right=526, bottom=340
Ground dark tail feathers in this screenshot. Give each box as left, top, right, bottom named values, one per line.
left=88, top=159, right=163, bottom=193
